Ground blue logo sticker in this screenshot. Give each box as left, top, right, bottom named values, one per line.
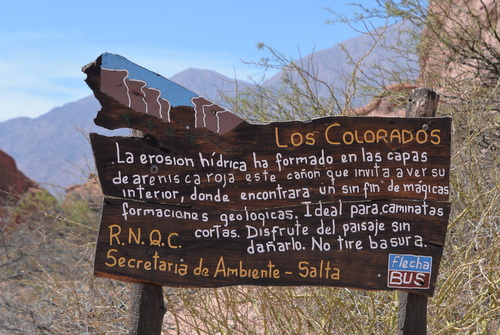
left=388, top=254, right=432, bottom=289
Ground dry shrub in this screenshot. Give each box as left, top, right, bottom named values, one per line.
left=0, top=194, right=129, bottom=335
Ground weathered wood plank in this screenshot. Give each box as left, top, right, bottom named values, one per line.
left=94, top=196, right=449, bottom=295
left=398, top=87, right=441, bottom=334
left=90, top=114, right=452, bottom=208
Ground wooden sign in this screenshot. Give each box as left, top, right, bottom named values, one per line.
left=84, top=53, right=451, bottom=296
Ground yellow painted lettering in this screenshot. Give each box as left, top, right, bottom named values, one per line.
left=167, top=232, right=181, bottom=248
left=274, top=127, right=288, bottom=148
left=324, top=123, right=341, bottom=145
left=430, top=129, right=441, bottom=144
left=305, top=132, right=316, bottom=145
left=376, top=129, right=389, bottom=143
left=105, top=249, right=118, bottom=267
left=290, top=132, right=303, bottom=146
left=108, top=224, right=121, bottom=245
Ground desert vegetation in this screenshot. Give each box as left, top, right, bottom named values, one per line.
left=0, top=0, right=498, bottom=334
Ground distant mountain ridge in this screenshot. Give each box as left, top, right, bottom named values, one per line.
left=0, top=69, right=248, bottom=195
left=0, top=96, right=105, bottom=195
left=265, top=20, right=419, bottom=107
left=171, top=68, right=252, bottom=101
left=0, top=22, right=418, bottom=194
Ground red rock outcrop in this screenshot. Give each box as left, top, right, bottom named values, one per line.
left=351, top=0, right=498, bottom=116
left=0, top=149, right=38, bottom=202
left=419, top=0, right=499, bottom=90
left=0, top=149, right=43, bottom=231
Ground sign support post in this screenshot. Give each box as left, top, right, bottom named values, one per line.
left=129, top=283, right=165, bottom=335
left=126, top=129, right=166, bottom=335
left=398, top=87, right=440, bottom=335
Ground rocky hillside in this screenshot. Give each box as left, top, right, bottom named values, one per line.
left=0, top=149, right=44, bottom=231
left=0, top=149, right=37, bottom=200
left=0, top=96, right=129, bottom=196
left=419, top=0, right=499, bottom=92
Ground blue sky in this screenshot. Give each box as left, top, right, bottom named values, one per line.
left=0, top=1, right=385, bottom=122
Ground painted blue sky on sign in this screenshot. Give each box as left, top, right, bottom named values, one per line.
left=0, top=0, right=386, bottom=122
left=100, top=53, right=199, bottom=107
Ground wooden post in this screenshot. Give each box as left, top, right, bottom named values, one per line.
left=404, top=87, right=440, bottom=119
left=398, top=87, right=440, bottom=335
left=128, top=129, right=166, bottom=335
left=129, top=283, right=166, bottom=335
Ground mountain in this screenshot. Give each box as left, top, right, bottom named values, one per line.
left=0, top=70, right=246, bottom=196
left=264, top=20, right=419, bottom=108
left=0, top=22, right=418, bottom=194
left=0, top=149, right=38, bottom=201
left=0, top=96, right=116, bottom=195
left=171, top=68, right=251, bottom=103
